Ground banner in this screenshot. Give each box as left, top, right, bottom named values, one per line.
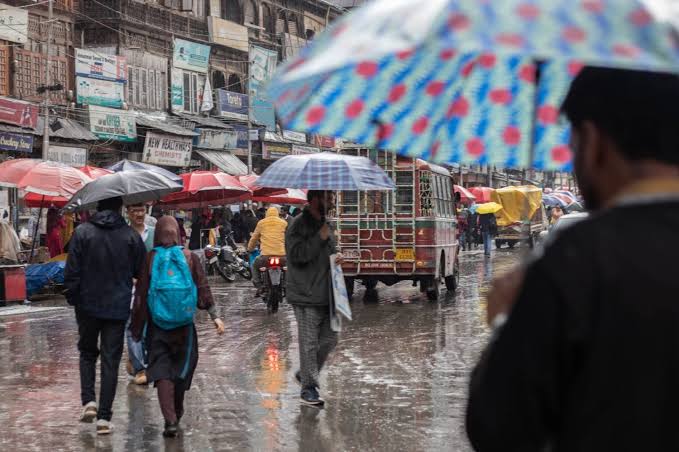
left=0, top=132, right=32, bottom=152
left=262, top=142, right=291, bottom=160
left=249, top=46, right=278, bottom=132
left=88, top=106, right=137, bottom=142
left=292, top=144, right=319, bottom=155
left=0, top=97, right=38, bottom=128
left=283, top=130, right=306, bottom=143
left=47, top=146, right=87, bottom=167
left=75, top=49, right=127, bottom=82
left=201, top=76, right=214, bottom=112
left=0, top=6, right=27, bottom=44
left=173, top=38, right=210, bottom=74
left=143, top=132, right=192, bottom=167
left=76, top=77, right=125, bottom=108
left=194, top=128, right=234, bottom=150
left=216, top=89, right=248, bottom=121
left=171, top=69, right=184, bottom=112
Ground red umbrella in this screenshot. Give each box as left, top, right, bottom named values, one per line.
left=468, top=186, right=496, bottom=204
left=24, top=165, right=112, bottom=207
left=237, top=174, right=286, bottom=197
left=254, top=188, right=308, bottom=205
left=161, top=170, right=251, bottom=208
left=79, top=165, right=113, bottom=179
left=454, top=185, right=476, bottom=205
left=0, top=158, right=44, bottom=188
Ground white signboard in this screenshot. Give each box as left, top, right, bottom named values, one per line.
left=143, top=132, right=192, bottom=167
left=75, top=48, right=127, bottom=82
left=47, top=146, right=88, bottom=167
left=283, top=130, right=307, bottom=143
left=88, top=106, right=137, bottom=142
left=330, top=254, right=352, bottom=321
left=76, top=77, right=125, bottom=108
left=207, top=17, right=249, bottom=53
left=0, top=5, right=27, bottom=44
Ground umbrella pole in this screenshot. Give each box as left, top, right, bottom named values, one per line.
left=29, top=195, right=44, bottom=263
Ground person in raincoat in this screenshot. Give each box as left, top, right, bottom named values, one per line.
left=130, top=216, right=225, bottom=438
left=248, top=206, right=288, bottom=294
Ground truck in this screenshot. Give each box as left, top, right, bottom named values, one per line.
left=492, top=185, right=548, bottom=249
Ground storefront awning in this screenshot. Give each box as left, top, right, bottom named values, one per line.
left=196, top=150, right=248, bottom=176
left=35, top=117, right=98, bottom=141
left=136, top=117, right=197, bottom=137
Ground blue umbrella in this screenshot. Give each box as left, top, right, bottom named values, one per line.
left=542, top=194, right=568, bottom=208
left=256, top=152, right=395, bottom=191
left=107, top=159, right=183, bottom=184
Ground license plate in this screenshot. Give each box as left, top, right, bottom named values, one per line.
left=209, top=256, right=218, bottom=264
left=269, top=268, right=282, bottom=285
left=395, top=248, right=415, bottom=261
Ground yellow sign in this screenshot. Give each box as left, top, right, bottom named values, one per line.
left=395, top=248, right=415, bottom=261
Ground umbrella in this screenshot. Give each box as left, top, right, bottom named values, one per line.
left=454, top=184, right=476, bottom=204
left=79, top=165, right=113, bottom=179
left=237, top=174, right=286, bottom=197
left=107, top=159, right=183, bottom=184
left=554, top=189, right=577, bottom=201
left=160, top=171, right=251, bottom=208
left=254, top=188, right=308, bottom=205
left=24, top=165, right=113, bottom=208
left=0, top=159, right=44, bottom=188
left=542, top=194, right=569, bottom=208
left=64, top=170, right=182, bottom=211
left=567, top=201, right=586, bottom=212
left=256, top=152, right=395, bottom=191
left=8, top=161, right=92, bottom=198
left=476, top=202, right=503, bottom=214
left=268, top=0, right=679, bottom=172
left=468, top=186, right=495, bottom=204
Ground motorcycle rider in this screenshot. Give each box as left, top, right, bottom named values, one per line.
left=248, top=206, right=288, bottom=296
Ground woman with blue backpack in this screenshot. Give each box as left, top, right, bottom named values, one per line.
left=130, top=216, right=225, bottom=438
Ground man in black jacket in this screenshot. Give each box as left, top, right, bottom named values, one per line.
left=467, top=68, right=679, bottom=451
left=64, top=197, right=146, bottom=435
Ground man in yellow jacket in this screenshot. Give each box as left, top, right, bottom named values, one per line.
left=248, top=206, right=288, bottom=293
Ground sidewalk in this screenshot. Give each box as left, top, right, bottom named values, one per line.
left=0, top=296, right=68, bottom=317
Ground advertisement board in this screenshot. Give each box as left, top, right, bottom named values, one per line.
left=283, top=130, right=307, bottom=143
left=262, top=142, right=291, bottom=160
left=88, top=106, right=137, bottom=142
left=0, top=97, right=38, bottom=128
left=0, top=6, right=28, bottom=44
left=0, top=132, right=32, bottom=153
left=47, top=146, right=88, bottom=167
left=173, top=38, right=210, bottom=74
left=249, top=46, right=278, bottom=132
left=216, top=89, right=248, bottom=121
left=143, top=132, right=192, bottom=167
left=76, top=77, right=125, bottom=108
left=292, top=144, right=319, bottom=155
left=75, top=49, right=127, bottom=82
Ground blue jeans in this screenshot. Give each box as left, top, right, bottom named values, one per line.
left=483, top=231, right=492, bottom=256
left=459, top=231, right=467, bottom=250
left=125, top=317, right=146, bottom=373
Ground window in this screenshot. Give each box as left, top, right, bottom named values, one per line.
left=212, top=71, right=226, bottom=90
left=222, top=0, right=242, bottom=23
left=419, top=172, right=433, bottom=217
left=227, top=73, right=242, bottom=93
left=395, top=171, right=413, bottom=214
left=127, top=65, right=167, bottom=110
left=244, top=0, right=258, bottom=25
left=182, top=72, right=205, bottom=114
left=141, top=69, right=148, bottom=107
left=262, top=4, right=273, bottom=34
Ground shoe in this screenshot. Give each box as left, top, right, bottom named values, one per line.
left=79, top=401, right=97, bottom=423
left=294, top=370, right=302, bottom=386
left=96, top=419, right=112, bottom=435
left=133, top=370, right=147, bottom=385
left=300, top=387, right=324, bottom=407
left=163, top=421, right=179, bottom=438
left=126, top=359, right=134, bottom=377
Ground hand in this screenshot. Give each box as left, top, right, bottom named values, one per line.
left=214, top=318, right=225, bottom=335
left=335, top=254, right=344, bottom=265
left=486, top=267, right=525, bottom=325
left=319, top=223, right=330, bottom=241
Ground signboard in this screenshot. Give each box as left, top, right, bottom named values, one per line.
left=283, top=130, right=306, bottom=143
left=330, top=254, right=352, bottom=321
left=47, top=146, right=87, bottom=167
left=312, top=134, right=336, bottom=148
left=231, top=124, right=249, bottom=149
left=0, top=132, right=32, bottom=152
left=75, top=49, right=127, bottom=82
left=249, top=46, right=278, bottom=131
left=262, top=142, right=291, bottom=160
left=194, top=128, right=231, bottom=150
left=171, top=69, right=184, bottom=112
left=88, top=106, right=137, bottom=142
left=208, top=17, right=248, bottom=52
left=0, top=5, right=28, bottom=44
left=76, top=77, right=125, bottom=108
left=143, top=132, right=192, bottom=167
left=173, top=38, right=210, bottom=74
left=216, top=89, right=248, bottom=121
left=292, top=144, right=319, bottom=155
left=0, top=97, right=38, bottom=128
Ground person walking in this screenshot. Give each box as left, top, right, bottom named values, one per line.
left=64, top=197, right=146, bottom=435
left=248, top=206, right=288, bottom=296
left=457, top=206, right=470, bottom=252
left=242, top=210, right=258, bottom=243
left=130, top=216, right=225, bottom=438
left=467, top=67, right=679, bottom=451
left=478, top=212, right=496, bottom=257
left=286, top=191, right=342, bottom=407
left=46, top=206, right=65, bottom=258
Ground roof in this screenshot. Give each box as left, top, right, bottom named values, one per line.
left=0, top=123, right=36, bottom=135
left=173, top=113, right=229, bottom=129
left=35, top=117, right=98, bottom=141
left=196, top=150, right=248, bottom=176
left=135, top=116, right=198, bottom=137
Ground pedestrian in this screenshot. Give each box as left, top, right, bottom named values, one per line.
left=127, top=203, right=155, bottom=252
left=478, top=212, right=496, bottom=257
left=188, top=214, right=207, bottom=250
left=46, top=206, right=65, bottom=258
left=242, top=209, right=258, bottom=243
left=231, top=212, right=243, bottom=243
left=457, top=206, right=470, bottom=251
left=286, top=191, right=343, bottom=406
left=64, top=197, right=146, bottom=435
left=466, top=67, right=679, bottom=451
left=550, top=205, right=564, bottom=225
left=130, top=216, right=225, bottom=438
left=176, top=217, right=187, bottom=247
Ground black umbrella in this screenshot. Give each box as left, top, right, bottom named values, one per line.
left=107, top=159, right=183, bottom=184
left=64, top=170, right=182, bottom=211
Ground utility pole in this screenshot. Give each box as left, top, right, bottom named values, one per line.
left=41, top=0, right=53, bottom=160
left=246, top=44, right=253, bottom=174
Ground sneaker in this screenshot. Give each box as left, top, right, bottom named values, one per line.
left=294, top=370, right=302, bottom=386
left=133, top=370, right=148, bottom=385
left=79, top=401, right=97, bottom=423
left=300, top=387, right=324, bottom=407
left=163, top=421, right=179, bottom=438
left=96, top=419, right=112, bottom=435
left=126, top=359, right=134, bottom=377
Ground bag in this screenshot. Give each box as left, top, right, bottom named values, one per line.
left=148, top=246, right=198, bottom=330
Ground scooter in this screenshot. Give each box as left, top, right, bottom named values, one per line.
left=259, top=256, right=286, bottom=313
left=204, top=244, right=235, bottom=282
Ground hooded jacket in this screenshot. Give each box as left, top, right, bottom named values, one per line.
left=64, top=210, right=146, bottom=321
left=248, top=207, right=288, bottom=256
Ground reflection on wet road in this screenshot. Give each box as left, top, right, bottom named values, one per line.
left=0, top=249, right=522, bottom=451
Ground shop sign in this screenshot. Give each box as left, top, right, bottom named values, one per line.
left=173, top=38, right=210, bottom=74
left=292, top=144, right=319, bottom=155
left=88, top=106, right=137, bottom=142
left=249, top=46, right=278, bottom=131
left=312, top=134, right=336, bottom=148
left=283, top=130, right=306, bottom=143
left=0, top=6, right=27, bottom=44
left=143, top=132, right=192, bottom=167
left=75, top=49, right=127, bottom=82
left=47, top=145, right=87, bottom=167
left=263, top=142, right=291, bottom=160
left=216, top=89, right=248, bottom=121
left=231, top=124, right=249, bottom=149
left=0, top=97, right=38, bottom=128
left=76, top=77, right=125, bottom=108
left=194, top=128, right=229, bottom=150
left=0, top=132, right=33, bottom=152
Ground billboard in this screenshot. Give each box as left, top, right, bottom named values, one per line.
left=173, top=38, right=210, bottom=74
left=249, top=46, right=278, bottom=132
left=76, top=77, right=125, bottom=108
left=88, top=106, right=137, bottom=142
left=0, top=96, right=38, bottom=128
left=143, top=132, right=192, bottom=167
left=216, top=89, right=248, bottom=121
left=75, top=49, right=127, bottom=82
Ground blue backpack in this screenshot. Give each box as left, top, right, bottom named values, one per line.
left=148, top=246, right=198, bottom=330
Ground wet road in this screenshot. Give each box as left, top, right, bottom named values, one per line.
left=0, top=248, right=523, bottom=452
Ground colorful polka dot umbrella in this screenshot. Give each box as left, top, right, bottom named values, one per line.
left=268, top=0, right=679, bottom=171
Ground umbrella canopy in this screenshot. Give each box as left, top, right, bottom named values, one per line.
left=107, top=159, right=183, bottom=184
left=542, top=194, right=569, bottom=208
left=64, top=170, right=182, bottom=211
left=567, top=201, right=586, bottom=212
left=254, top=188, right=308, bottom=205
left=256, top=152, right=395, bottom=191
left=0, top=159, right=44, bottom=188
left=24, top=165, right=113, bottom=207
left=79, top=165, right=113, bottom=179
left=468, top=186, right=495, bottom=203
left=454, top=185, right=476, bottom=204
left=554, top=189, right=577, bottom=201
left=237, top=174, right=287, bottom=197
left=268, top=0, right=679, bottom=171
left=4, top=160, right=92, bottom=198
left=476, top=202, right=503, bottom=214
left=160, top=171, right=251, bottom=208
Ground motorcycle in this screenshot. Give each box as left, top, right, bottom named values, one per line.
left=204, top=243, right=253, bottom=283
left=223, top=244, right=253, bottom=280
left=259, top=256, right=286, bottom=313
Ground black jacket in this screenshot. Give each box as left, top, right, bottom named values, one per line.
left=467, top=200, right=679, bottom=452
left=478, top=213, right=497, bottom=234
left=64, top=210, right=146, bottom=321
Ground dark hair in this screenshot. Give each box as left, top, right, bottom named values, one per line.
left=307, top=190, right=329, bottom=202
left=561, top=66, right=679, bottom=166
left=97, top=197, right=123, bottom=212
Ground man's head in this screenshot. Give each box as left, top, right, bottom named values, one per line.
left=562, top=67, right=679, bottom=210
left=551, top=206, right=564, bottom=221
left=97, top=197, right=123, bottom=213
left=126, top=203, right=147, bottom=227
left=307, top=191, right=336, bottom=217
